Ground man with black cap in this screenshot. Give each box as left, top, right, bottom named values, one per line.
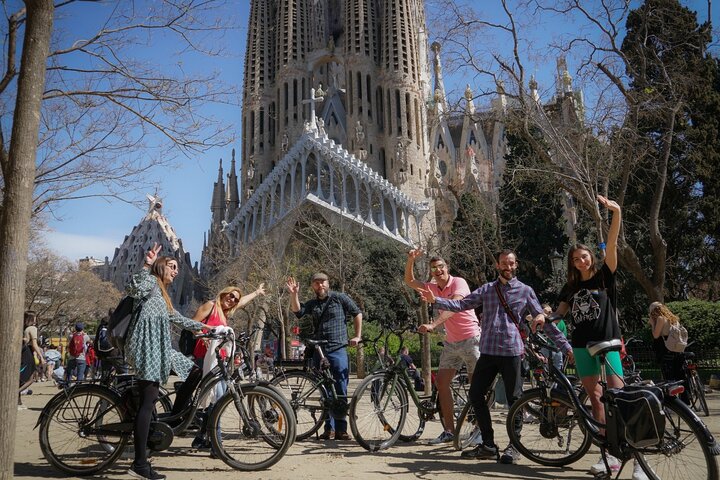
left=65, top=322, right=91, bottom=382
left=286, top=271, right=362, bottom=441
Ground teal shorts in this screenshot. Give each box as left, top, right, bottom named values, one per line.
left=572, top=348, right=624, bottom=379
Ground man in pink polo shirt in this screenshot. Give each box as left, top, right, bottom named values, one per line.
left=405, top=249, right=481, bottom=445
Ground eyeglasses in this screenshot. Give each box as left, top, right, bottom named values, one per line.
left=167, top=264, right=178, bottom=271
left=430, top=264, right=446, bottom=271
left=226, top=293, right=241, bottom=303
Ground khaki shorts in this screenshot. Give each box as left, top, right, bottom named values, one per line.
left=438, top=335, right=481, bottom=373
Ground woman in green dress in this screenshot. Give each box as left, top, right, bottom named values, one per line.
left=125, top=243, right=205, bottom=480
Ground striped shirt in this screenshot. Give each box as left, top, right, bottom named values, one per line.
left=434, top=277, right=567, bottom=357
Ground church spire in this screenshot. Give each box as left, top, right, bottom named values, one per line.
left=210, top=158, right=226, bottom=226
left=431, top=42, right=448, bottom=114
left=226, top=148, right=240, bottom=219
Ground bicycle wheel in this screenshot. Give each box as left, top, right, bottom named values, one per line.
left=349, top=372, right=407, bottom=452
left=506, top=388, right=592, bottom=466
left=398, top=403, right=425, bottom=442
left=453, top=402, right=481, bottom=451
left=208, top=384, right=295, bottom=471
left=690, top=371, right=710, bottom=417
left=269, top=370, right=327, bottom=440
left=635, top=396, right=719, bottom=480
left=39, top=385, right=129, bottom=475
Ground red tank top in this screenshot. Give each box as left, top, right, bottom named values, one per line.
left=193, top=305, right=227, bottom=359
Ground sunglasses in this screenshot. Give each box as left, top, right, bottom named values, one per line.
left=226, top=293, right=241, bottom=303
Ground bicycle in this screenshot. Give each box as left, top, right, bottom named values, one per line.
left=505, top=328, right=719, bottom=479
left=36, top=328, right=296, bottom=475
left=348, top=324, right=483, bottom=452
left=269, top=338, right=351, bottom=441
left=682, top=345, right=709, bottom=417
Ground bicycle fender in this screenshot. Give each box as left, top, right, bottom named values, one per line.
left=34, top=384, right=122, bottom=429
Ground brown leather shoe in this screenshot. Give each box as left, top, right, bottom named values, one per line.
left=335, top=432, right=351, bottom=441
left=319, top=430, right=335, bottom=440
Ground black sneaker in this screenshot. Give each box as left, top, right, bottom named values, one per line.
left=460, top=443, right=498, bottom=460
left=128, top=462, right=166, bottom=480
left=500, top=444, right=520, bottom=464
left=192, top=436, right=211, bottom=449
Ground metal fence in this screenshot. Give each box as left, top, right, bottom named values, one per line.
left=625, top=343, right=720, bottom=383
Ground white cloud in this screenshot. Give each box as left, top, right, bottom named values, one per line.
left=43, top=231, right=119, bottom=262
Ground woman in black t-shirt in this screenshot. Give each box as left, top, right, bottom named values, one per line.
left=551, top=196, right=629, bottom=476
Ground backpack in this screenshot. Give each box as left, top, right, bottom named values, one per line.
left=664, top=322, right=688, bottom=353
left=108, top=286, right=157, bottom=354
left=94, top=324, right=114, bottom=355
left=178, top=329, right=196, bottom=356
left=68, top=332, right=85, bottom=357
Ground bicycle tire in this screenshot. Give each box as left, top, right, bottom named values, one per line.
left=398, top=403, right=425, bottom=442
left=39, top=384, right=129, bottom=475
left=506, top=388, right=592, bottom=466
left=635, top=395, right=718, bottom=480
left=208, top=384, right=295, bottom=471
left=269, top=370, right=327, bottom=440
left=453, top=402, right=481, bottom=451
left=691, top=371, right=710, bottom=417
left=349, top=372, right=407, bottom=452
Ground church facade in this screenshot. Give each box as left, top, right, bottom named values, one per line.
left=201, top=0, right=584, bottom=278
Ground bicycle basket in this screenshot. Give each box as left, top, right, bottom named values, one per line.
left=606, top=385, right=665, bottom=450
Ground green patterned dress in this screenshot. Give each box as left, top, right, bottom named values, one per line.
left=125, top=268, right=204, bottom=384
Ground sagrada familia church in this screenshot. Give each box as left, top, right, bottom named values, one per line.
left=94, top=0, right=583, bottom=308
left=199, top=0, right=583, bottom=280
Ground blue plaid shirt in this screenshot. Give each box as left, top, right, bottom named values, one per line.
left=434, top=277, right=551, bottom=357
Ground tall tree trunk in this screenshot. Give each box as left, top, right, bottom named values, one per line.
left=0, top=1, right=54, bottom=476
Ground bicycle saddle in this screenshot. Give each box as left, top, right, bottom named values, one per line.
left=305, top=339, right=329, bottom=347
left=586, top=339, right=623, bottom=357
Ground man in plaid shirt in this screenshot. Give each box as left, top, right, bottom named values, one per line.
left=287, top=272, right=362, bottom=441
left=420, top=249, right=570, bottom=464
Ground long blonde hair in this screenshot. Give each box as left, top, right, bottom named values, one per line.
left=150, top=256, right=177, bottom=312
left=650, top=302, right=679, bottom=326
left=215, top=286, right=243, bottom=317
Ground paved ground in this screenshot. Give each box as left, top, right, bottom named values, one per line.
left=13, top=378, right=720, bottom=479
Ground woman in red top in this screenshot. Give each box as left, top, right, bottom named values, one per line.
left=187, top=283, right=265, bottom=450
left=191, top=284, right=266, bottom=364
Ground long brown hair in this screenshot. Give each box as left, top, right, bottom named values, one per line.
left=150, top=256, right=177, bottom=312
left=566, top=243, right=599, bottom=290
left=650, top=303, right=679, bottom=326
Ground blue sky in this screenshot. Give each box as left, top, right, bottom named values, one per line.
left=40, top=0, right=718, bottom=266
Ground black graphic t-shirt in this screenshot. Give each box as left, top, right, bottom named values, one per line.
left=559, top=263, right=621, bottom=348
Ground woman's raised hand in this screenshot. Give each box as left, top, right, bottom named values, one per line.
left=145, top=243, right=162, bottom=266
left=255, top=283, right=266, bottom=296
left=598, top=195, right=620, bottom=213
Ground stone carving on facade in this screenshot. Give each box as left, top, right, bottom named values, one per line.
left=330, top=61, right=344, bottom=90
left=281, top=131, right=289, bottom=152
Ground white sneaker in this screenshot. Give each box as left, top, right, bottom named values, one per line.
left=589, top=455, right=621, bottom=474
left=428, top=431, right=454, bottom=445
left=632, top=460, right=650, bottom=480
left=468, top=427, right=483, bottom=446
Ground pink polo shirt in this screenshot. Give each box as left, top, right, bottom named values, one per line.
left=426, top=275, right=480, bottom=343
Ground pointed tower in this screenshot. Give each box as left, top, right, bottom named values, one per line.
left=210, top=159, right=226, bottom=228
left=107, top=194, right=195, bottom=311
left=226, top=149, right=240, bottom=221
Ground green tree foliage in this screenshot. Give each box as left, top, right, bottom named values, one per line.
left=620, top=0, right=719, bottom=302
left=446, top=191, right=500, bottom=288
left=498, top=133, right=569, bottom=304
left=635, top=300, right=720, bottom=349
